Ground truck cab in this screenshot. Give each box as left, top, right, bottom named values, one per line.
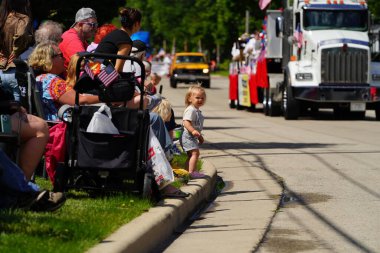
left=270, top=0, right=380, bottom=120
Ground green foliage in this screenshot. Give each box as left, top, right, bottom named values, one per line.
left=141, top=0, right=284, bottom=60
left=30, top=0, right=125, bottom=29
left=29, top=0, right=378, bottom=62
left=30, top=0, right=284, bottom=62
left=368, top=0, right=380, bottom=20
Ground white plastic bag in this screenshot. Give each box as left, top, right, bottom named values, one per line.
left=86, top=105, right=119, bottom=134
left=147, top=127, right=174, bottom=189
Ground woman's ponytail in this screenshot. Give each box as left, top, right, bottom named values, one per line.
left=119, top=7, right=141, bottom=30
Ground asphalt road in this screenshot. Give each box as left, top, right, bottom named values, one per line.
left=158, top=75, right=380, bottom=253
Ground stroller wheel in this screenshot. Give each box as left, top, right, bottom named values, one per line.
left=73, top=173, right=97, bottom=189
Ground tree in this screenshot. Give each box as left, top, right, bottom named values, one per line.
left=368, top=0, right=380, bottom=21
left=132, top=0, right=275, bottom=61
left=29, top=0, right=284, bottom=63
left=30, top=0, right=125, bottom=29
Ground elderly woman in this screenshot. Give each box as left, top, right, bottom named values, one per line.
left=20, top=20, right=64, bottom=60
left=28, top=41, right=99, bottom=121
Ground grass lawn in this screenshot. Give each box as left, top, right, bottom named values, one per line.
left=0, top=189, right=152, bottom=253
left=0, top=153, right=200, bottom=253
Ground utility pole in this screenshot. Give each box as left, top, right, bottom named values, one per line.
left=245, top=10, right=249, bottom=34
left=171, top=37, right=176, bottom=55
left=216, top=43, right=220, bottom=65
left=184, top=39, right=188, bottom=52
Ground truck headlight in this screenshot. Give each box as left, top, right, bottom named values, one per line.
left=203, top=68, right=209, bottom=74
left=372, top=74, right=380, bottom=81
left=296, top=73, right=313, bottom=81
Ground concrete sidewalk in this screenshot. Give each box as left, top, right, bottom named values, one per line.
left=88, top=153, right=283, bottom=253
left=87, top=160, right=218, bottom=253
left=156, top=152, right=283, bottom=253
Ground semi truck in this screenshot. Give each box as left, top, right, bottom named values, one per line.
left=264, top=0, right=380, bottom=120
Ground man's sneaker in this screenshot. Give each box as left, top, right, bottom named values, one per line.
left=31, top=191, right=66, bottom=212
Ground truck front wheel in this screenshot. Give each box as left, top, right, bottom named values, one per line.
left=282, top=80, right=299, bottom=120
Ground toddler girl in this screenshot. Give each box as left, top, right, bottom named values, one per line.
left=180, top=85, right=206, bottom=179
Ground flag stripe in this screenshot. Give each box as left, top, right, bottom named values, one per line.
left=84, top=63, right=95, bottom=80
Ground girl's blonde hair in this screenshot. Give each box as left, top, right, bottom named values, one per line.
left=66, top=53, right=80, bottom=87
left=151, top=98, right=172, bottom=122
left=184, top=84, right=206, bottom=106
left=28, top=41, right=57, bottom=73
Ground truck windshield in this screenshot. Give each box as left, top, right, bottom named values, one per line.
left=176, top=56, right=206, bottom=63
left=304, top=9, right=367, bottom=31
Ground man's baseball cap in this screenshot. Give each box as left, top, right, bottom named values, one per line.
left=71, top=7, right=97, bottom=28
left=132, top=40, right=147, bottom=53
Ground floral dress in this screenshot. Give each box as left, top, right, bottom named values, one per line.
left=35, top=73, right=72, bottom=121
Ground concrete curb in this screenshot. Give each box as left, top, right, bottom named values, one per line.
left=87, top=160, right=217, bottom=253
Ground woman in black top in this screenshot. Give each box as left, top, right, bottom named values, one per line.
left=95, top=7, right=142, bottom=72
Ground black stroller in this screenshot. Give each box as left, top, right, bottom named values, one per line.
left=58, top=52, right=157, bottom=198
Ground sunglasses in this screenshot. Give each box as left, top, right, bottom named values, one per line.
left=81, top=22, right=98, bottom=28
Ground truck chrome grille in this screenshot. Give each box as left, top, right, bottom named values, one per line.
left=321, top=48, right=368, bottom=84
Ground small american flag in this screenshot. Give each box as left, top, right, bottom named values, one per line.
left=98, top=64, right=119, bottom=87
left=84, top=61, right=95, bottom=80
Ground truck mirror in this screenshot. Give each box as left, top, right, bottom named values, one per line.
left=276, top=16, right=284, bottom=37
